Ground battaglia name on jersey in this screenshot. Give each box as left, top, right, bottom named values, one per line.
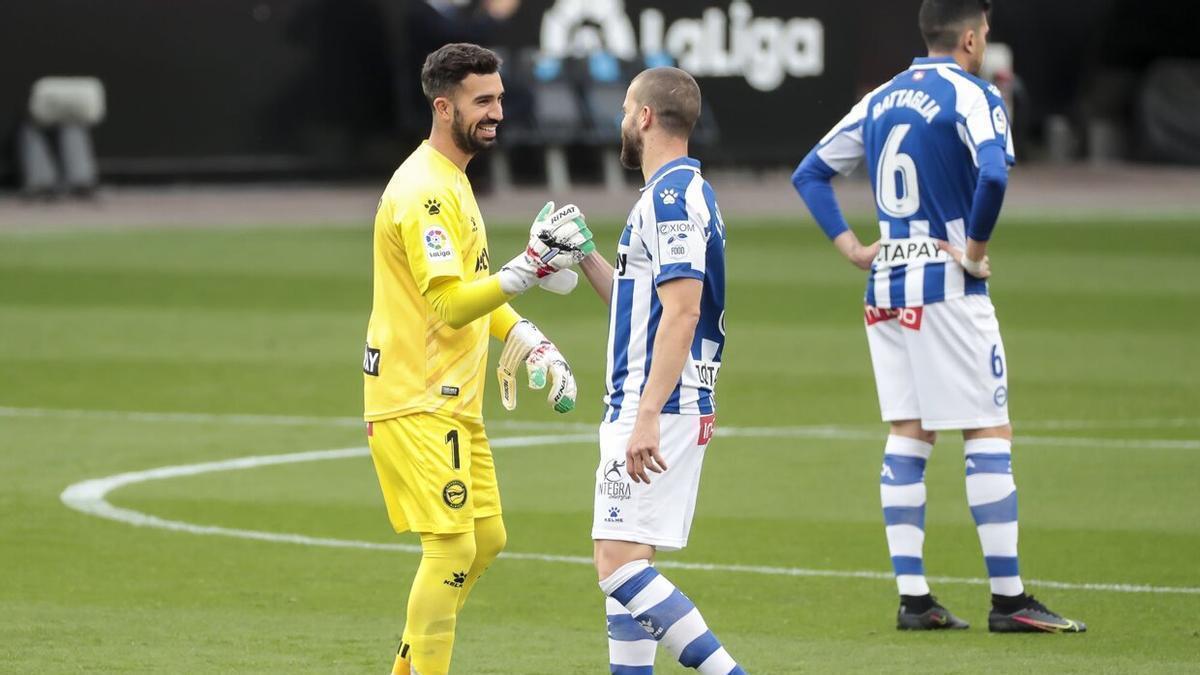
left=871, top=88, right=943, bottom=124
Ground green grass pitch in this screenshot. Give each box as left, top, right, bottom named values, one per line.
left=1, top=214, right=1198, bottom=673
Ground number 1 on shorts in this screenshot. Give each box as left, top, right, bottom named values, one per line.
left=446, top=429, right=461, bottom=470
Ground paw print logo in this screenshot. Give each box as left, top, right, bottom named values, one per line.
left=608, top=507, right=620, bottom=518
left=425, top=199, right=442, bottom=216
left=452, top=570, right=467, bottom=584
left=659, top=188, right=678, bottom=205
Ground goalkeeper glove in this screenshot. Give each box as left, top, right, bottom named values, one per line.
left=497, top=320, right=577, bottom=413
left=497, top=201, right=595, bottom=295
left=537, top=269, right=579, bottom=295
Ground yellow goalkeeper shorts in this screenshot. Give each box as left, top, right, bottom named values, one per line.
left=367, top=413, right=502, bottom=535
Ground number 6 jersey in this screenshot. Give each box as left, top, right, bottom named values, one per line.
left=603, top=157, right=727, bottom=423
left=808, top=56, right=1015, bottom=309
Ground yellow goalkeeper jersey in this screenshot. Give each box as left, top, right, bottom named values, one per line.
left=363, top=141, right=493, bottom=422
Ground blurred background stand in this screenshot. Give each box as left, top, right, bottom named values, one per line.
left=18, top=76, right=105, bottom=197
left=1136, top=60, right=1200, bottom=165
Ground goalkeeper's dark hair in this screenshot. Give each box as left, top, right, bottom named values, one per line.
left=631, top=67, right=702, bottom=138
left=421, top=43, right=502, bottom=105
left=919, top=0, right=992, bottom=52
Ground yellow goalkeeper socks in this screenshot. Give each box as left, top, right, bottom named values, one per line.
left=393, top=530, right=477, bottom=675
left=391, top=518, right=506, bottom=674
left=456, top=515, right=507, bottom=613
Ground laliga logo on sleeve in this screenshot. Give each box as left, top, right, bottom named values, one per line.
left=992, top=106, right=1009, bottom=135
left=424, top=227, right=454, bottom=261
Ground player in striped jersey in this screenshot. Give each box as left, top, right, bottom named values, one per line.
left=792, top=0, right=1085, bottom=633
left=578, top=67, right=742, bottom=674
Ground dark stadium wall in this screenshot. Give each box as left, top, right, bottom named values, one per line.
left=0, top=0, right=400, bottom=182
left=0, top=0, right=927, bottom=183
left=3, top=0, right=1188, bottom=182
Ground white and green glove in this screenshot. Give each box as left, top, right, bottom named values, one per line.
left=537, top=269, right=579, bottom=295
left=497, top=201, right=595, bottom=295
left=497, top=320, right=577, bottom=414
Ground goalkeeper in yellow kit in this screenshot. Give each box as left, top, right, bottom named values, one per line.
left=363, top=43, right=594, bottom=675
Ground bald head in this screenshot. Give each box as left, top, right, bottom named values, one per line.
left=629, top=67, right=701, bottom=138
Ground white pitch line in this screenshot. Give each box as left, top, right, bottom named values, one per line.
left=59, top=440, right=1200, bottom=597
left=6, top=406, right=1199, bottom=450
left=0, top=406, right=365, bottom=428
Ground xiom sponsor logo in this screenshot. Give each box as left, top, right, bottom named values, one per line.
left=657, top=221, right=697, bottom=235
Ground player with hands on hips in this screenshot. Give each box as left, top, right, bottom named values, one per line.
left=792, top=0, right=1083, bottom=635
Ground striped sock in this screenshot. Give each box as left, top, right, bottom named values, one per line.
left=600, top=560, right=745, bottom=675
left=606, top=596, right=656, bottom=674
left=880, top=435, right=934, bottom=596
left=965, top=438, right=1024, bottom=596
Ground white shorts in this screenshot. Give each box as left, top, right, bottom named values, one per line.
left=865, top=295, right=1010, bottom=431
left=591, top=412, right=716, bottom=551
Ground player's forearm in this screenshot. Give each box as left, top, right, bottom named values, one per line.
left=636, top=309, right=699, bottom=418
left=965, top=239, right=989, bottom=263
left=488, top=302, right=522, bottom=341
left=833, top=230, right=866, bottom=259
left=793, top=152, right=851, bottom=240
left=580, top=251, right=614, bottom=306
left=425, top=276, right=517, bottom=329
left=966, top=144, right=1009, bottom=243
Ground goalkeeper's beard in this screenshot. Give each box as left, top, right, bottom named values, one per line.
left=452, top=109, right=498, bottom=155
left=620, top=126, right=643, bottom=170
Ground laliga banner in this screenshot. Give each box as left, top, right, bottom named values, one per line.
left=539, top=0, right=825, bottom=92
left=501, top=0, right=865, bottom=162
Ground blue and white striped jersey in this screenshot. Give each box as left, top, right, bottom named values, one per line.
left=604, top=157, right=727, bottom=422
left=815, top=56, right=1015, bottom=308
